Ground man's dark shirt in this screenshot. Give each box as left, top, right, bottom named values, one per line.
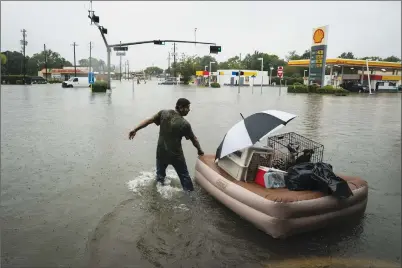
left=152, top=109, right=195, bottom=162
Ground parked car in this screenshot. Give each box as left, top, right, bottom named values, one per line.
left=158, top=77, right=178, bottom=85
left=340, top=82, right=369, bottom=93
left=31, top=76, right=47, bottom=84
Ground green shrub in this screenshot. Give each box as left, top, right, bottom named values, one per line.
left=271, top=76, right=303, bottom=86
left=91, top=81, right=108, bottom=92
left=288, top=85, right=308, bottom=93
left=210, top=82, right=221, bottom=88
left=308, top=83, right=319, bottom=93
left=316, top=87, right=349, bottom=95
left=16, top=80, right=23, bottom=85
left=288, top=83, right=349, bottom=95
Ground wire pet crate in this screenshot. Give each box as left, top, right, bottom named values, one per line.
left=267, top=132, right=324, bottom=171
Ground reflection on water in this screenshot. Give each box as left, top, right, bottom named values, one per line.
left=303, top=94, right=323, bottom=139
left=1, top=83, right=401, bottom=268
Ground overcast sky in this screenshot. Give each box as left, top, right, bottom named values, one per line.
left=1, top=1, right=401, bottom=70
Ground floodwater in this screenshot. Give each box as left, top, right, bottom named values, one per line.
left=1, top=81, right=401, bottom=268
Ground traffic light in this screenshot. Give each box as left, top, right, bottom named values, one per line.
left=92, top=15, right=99, bottom=23
left=154, top=40, right=165, bottom=45
left=101, top=27, right=107, bottom=34
left=210, top=45, right=222, bottom=54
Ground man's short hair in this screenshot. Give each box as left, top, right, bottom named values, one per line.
left=176, top=98, right=191, bottom=109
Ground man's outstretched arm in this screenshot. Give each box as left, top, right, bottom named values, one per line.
left=129, top=111, right=161, bottom=140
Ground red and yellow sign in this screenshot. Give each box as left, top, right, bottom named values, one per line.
left=311, top=25, right=328, bottom=46
left=195, top=71, right=209, bottom=76
left=313, top=29, right=325, bottom=44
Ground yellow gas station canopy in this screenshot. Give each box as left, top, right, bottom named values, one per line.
left=288, top=58, right=402, bottom=69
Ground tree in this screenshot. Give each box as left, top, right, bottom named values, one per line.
left=144, top=66, right=164, bottom=76
left=176, top=55, right=198, bottom=84
left=300, top=49, right=310, bottom=59
left=77, top=57, right=109, bottom=72
left=383, top=56, right=401, bottom=62
left=219, top=56, right=241, bottom=69
left=194, top=55, right=218, bottom=72
left=78, top=58, right=89, bottom=67
left=25, top=49, right=72, bottom=75
left=1, top=51, right=28, bottom=75
left=285, top=50, right=301, bottom=61
left=338, top=52, right=355, bottom=59
left=1, top=53, right=6, bottom=65
left=360, top=56, right=383, bottom=61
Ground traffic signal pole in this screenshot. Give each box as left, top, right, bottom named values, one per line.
left=88, top=3, right=219, bottom=90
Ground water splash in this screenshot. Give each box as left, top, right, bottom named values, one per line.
left=127, top=168, right=183, bottom=199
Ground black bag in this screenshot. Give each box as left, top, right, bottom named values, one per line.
left=285, top=162, right=353, bottom=198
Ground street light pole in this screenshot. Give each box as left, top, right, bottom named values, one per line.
left=269, top=66, right=273, bottom=86
left=304, top=70, right=307, bottom=85
left=258, top=57, right=263, bottom=93
left=209, top=61, right=215, bottom=87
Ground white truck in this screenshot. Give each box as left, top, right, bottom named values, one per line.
left=62, top=77, right=94, bottom=88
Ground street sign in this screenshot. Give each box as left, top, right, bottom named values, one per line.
left=113, top=46, right=128, bottom=51
left=88, top=72, right=95, bottom=85
left=116, top=52, right=126, bottom=56
left=277, top=66, right=284, bottom=78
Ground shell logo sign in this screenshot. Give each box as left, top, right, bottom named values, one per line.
left=311, top=25, right=328, bottom=46
left=313, top=29, right=325, bottom=44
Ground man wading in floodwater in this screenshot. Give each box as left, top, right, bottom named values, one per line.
left=128, top=98, right=204, bottom=191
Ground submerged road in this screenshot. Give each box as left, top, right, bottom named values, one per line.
left=1, top=82, right=401, bottom=267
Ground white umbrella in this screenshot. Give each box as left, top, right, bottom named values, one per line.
left=215, top=110, right=297, bottom=159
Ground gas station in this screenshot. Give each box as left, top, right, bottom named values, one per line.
left=288, top=58, right=401, bottom=90
left=289, top=25, right=402, bottom=92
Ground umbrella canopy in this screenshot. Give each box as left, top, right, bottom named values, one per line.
left=215, top=110, right=297, bottom=159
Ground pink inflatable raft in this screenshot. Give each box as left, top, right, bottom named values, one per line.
left=194, top=144, right=368, bottom=239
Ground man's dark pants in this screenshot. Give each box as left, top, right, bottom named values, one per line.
left=156, top=157, right=194, bottom=191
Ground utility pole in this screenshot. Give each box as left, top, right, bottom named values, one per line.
left=127, top=60, right=130, bottom=80
left=124, top=60, right=128, bottom=80
left=20, top=29, right=27, bottom=83
left=44, top=44, right=48, bottom=81
left=89, top=41, right=93, bottom=73
left=71, top=42, right=78, bottom=77
left=167, top=52, right=171, bottom=76
left=173, top=42, right=176, bottom=78
left=119, top=41, right=123, bottom=82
